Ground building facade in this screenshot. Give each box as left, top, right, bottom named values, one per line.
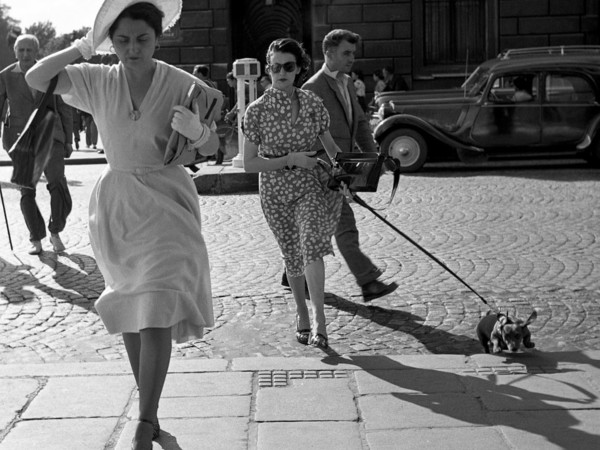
left=153, top=0, right=600, bottom=94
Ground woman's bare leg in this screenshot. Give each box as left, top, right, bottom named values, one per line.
left=129, top=327, right=172, bottom=449
left=304, top=259, right=326, bottom=336
left=288, top=273, right=310, bottom=331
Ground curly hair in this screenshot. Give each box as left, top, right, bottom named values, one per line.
left=266, top=38, right=311, bottom=87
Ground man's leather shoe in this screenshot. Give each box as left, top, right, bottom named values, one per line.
left=361, top=280, right=398, bottom=302
left=28, top=240, right=42, bottom=255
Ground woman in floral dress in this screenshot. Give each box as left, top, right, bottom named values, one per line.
left=243, top=38, right=344, bottom=349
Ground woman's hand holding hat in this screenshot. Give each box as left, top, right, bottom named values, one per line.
left=72, top=30, right=95, bottom=60
left=172, top=100, right=210, bottom=148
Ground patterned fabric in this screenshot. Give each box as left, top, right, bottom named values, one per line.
left=243, top=88, right=343, bottom=277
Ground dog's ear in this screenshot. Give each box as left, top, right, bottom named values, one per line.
left=524, top=310, right=537, bottom=326
left=497, top=314, right=508, bottom=327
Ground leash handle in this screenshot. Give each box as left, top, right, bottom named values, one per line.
left=352, top=193, right=490, bottom=307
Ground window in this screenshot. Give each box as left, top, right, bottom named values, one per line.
left=488, top=74, right=538, bottom=103
left=413, top=0, right=498, bottom=80
left=424, top=0, right=486, bottom=65
left=545, top=74, right=596, bottom=104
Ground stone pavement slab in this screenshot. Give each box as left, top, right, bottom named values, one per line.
left=0, top=378, right=38, bottom=432
left=116, top=417, right=249, bottom=450
left=1, top=418, right=117, bottom=450
left=489, top=410, right=600, bottom=449
left=365, top=427, right=511, bottom=450
left=255, top=378, right=357, bottom=422
left=359, top=392, right=488, bottom=430
left=257, top=422, right=363, bottom=450
left=21, top=375, right=135, bottom=419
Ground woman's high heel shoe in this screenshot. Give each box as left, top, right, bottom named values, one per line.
left=295, top=315, right=311, bottom=345
left=310, top=332, right=328, bottom=349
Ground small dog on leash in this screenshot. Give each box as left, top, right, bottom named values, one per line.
left=476, top=310, right=537, bottom=354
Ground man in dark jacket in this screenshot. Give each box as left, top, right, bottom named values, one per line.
left=301, top=29, right=398, bottom=301
left=0, top=34, right=73, bottom=255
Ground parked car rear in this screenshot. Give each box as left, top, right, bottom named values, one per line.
left=373, top=46, right=600, bottom=172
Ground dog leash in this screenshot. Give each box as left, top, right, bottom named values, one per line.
left=0, top=183, right=13, bottom=251
left=351, top=192, right=493, bottom=309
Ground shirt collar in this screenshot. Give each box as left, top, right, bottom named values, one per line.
left=323, top=63, right=349, bottom=80
left=12, top=61, right=36, bottom=74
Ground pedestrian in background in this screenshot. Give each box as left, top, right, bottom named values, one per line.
left=243, top=37, right=345, bottom=350
left=0, top=34, right=73, bottom=255
left=351, top=69, right=367, bottom=113
left=303, top=29, right=399, bottom=301
left=258, top=73, right=272, bottom=94
left=192, top=64, right=217, bottom=89
left=26, top=1, right=215, bottom=448
left=369, top=69, right=386, bottom=110
left=382, top=65, right=409, bottom=91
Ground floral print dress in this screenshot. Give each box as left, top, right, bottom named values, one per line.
left=243, top=88, right=343, bottom=277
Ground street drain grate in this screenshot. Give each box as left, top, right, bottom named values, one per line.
left=258, top=370, right=349, bottom=387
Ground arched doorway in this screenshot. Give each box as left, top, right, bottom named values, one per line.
left=230, top=0, right=312, bottom=68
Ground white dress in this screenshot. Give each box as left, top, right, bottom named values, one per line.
left=62, top=60, right=214, bottom=343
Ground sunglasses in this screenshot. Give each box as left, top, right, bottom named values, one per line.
left=267, top=62, right=297, bottom=74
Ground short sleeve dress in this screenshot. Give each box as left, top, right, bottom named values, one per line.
left=62, top=60, right=214, bottom=343
left=243, top=88, right=343, bottom=277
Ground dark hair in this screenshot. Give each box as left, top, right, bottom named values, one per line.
left=194, top=64, right=210, bottom=77
left=226, top=71, right=235, bottom=81
left=266, top=38, right=311, bottom=86
left=322, top=29, right=360, bottom=54
left=373, top=69, right=384, bottom=80
left=383, top=65, right=394, bottom=74
left=352, top=69, right=364, bottom=80
left=109, top=2, right=164, bottom=41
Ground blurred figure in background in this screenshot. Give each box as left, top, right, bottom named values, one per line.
left=351, top=69, right=367, bottom=113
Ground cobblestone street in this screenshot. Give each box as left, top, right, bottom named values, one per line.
left=1, top=161, right=599, bottom=363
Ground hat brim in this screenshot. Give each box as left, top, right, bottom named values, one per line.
left=92, top=0, right=182, bottom=54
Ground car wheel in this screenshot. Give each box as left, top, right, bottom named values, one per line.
left=380, top=128, right=428, bottom=172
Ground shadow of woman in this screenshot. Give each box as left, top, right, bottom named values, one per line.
left=325, top=293, right=482, bottom=355
left=320, top=352, right=599, bottom=449
left=38, top=252, right=104, bottom=310
left=155, top=430, right=183, bottom=450
left=1, top=254, right=96, bottom=312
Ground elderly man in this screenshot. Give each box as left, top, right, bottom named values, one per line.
left=0, top=34, right=73, bottom=254
left=300, top=29, right=398, bottom=302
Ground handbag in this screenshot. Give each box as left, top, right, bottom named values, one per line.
left=8, top=76, right=59, bottom=189
left=164, top=81, right=224, bottom=166
left=328, top=151, right=401, bottom=204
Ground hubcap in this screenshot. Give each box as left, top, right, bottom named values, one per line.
left=389, top=136, right=421, bottom=167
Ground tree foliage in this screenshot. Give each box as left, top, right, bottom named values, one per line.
left=25, top=21, right=56, bottom=56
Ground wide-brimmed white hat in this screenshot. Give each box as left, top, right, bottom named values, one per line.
left=92, top=0, right=182, bottom=53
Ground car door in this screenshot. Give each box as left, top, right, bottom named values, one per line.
left=470, top=72, right=542, bottom=149
left=540, top=72, right=599, bottom=146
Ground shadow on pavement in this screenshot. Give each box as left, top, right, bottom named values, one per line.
left=155, top=430, right=183, bottom=450
left=1, top=254, right=96, bottom=312
left=325, top=293, right=481, bottom=354
left=320, top=352, right=599, bottom=449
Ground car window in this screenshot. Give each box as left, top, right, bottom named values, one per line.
left=488, top=74, right=538, bottom=103
left=545, top=74, right=596, bottom=104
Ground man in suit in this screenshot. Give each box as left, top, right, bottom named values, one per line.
left=0, top=34, right=73, bottom=255
left=301, top=29, right=398, bottom=301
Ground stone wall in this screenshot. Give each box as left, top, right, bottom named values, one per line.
left=499, top=0, right=599, bottom=50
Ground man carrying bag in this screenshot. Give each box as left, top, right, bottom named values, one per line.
left=0, top=34, right=73, bottom=255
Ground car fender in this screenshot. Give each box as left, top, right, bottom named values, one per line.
left=577, top=113, right=600, bottom=149
left=374, top=114, right=484, bottom=152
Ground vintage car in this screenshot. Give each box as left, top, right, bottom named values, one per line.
left=373, top=46, right=600, bottom=172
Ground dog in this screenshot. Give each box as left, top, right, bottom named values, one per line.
left=476, top=310, right=537, bottom=354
